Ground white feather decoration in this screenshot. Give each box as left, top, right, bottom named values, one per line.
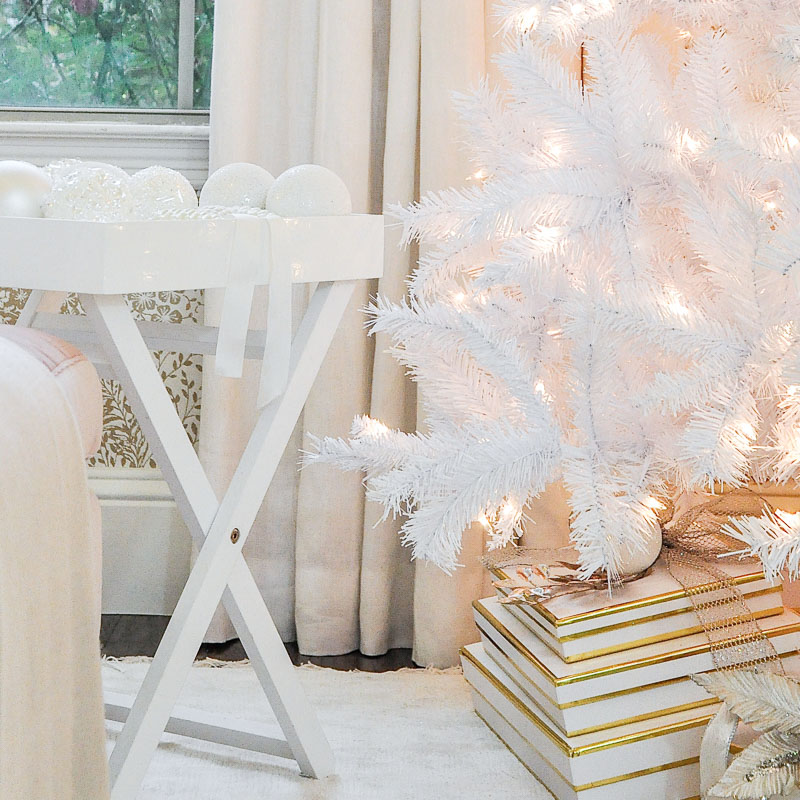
left=693, top=670, right=800, bottom=736
left=710, top=730, right=800, bottom=799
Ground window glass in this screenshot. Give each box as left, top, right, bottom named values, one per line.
left=0, top=0, right=213, bottom=109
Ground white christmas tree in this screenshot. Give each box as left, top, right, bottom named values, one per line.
left=309, top=0, right=800, bottom=582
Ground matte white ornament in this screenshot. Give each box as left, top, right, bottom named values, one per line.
left=130, top=166, right=197, bottom=218
left=43, top=160, right=134, bottom=222
left=199, top=162, right=275, bottom=208
left=266, top=164, right=352, bottom=217
left=617, top=517, right=662, bottom=575
left=0, top=161, right=52, bottom=218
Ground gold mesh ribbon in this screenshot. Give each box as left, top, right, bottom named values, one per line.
left=663, top=490, right=783, bottom=674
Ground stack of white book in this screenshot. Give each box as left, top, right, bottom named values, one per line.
left=461, top=558, right=800, bottom=800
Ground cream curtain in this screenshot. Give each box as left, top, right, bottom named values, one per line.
left=200, top=0, right=503, bottom=667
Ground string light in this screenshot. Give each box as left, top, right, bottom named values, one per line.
left=470, top=167, right=489, bottom=182
left=739, top=421, right=757, bottom=440
left=500, top=500, right=519, bottom=521
left=535, top=381, right=554, bottom=402
left=680, top=131, right=703, bottom=154
left=533, top=225, right=566, bottom=253
left=513, top=6, right=540, bottom=34
left=643, top=496, right=666, bottom=511
left=666, top=289, right=690, bottom=318
left=361, top=417, right=391, bottom=437
left=543, top=139, right=563, bottom=160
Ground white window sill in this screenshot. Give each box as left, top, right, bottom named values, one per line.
left=0, top=118, right=210, bottom=187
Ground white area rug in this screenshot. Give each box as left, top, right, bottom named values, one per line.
left=103, top=660, right=546, bottom=800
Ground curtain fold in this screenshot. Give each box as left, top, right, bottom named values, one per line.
left=201, top=0, right=503, bottom=666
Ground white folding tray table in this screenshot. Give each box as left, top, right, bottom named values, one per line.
left=2, top=213, right=384, bottom=799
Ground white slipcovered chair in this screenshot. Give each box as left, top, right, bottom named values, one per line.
left=0, top=325, right=108, bottom=799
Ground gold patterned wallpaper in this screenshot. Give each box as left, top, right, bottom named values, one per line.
left=0, top=288, right=202, bottom=468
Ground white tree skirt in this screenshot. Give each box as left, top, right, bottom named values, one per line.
left=103, top=659, right=546, bottom=799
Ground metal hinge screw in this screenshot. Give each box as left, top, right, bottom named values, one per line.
left=230, top=528, right=240, bottom=544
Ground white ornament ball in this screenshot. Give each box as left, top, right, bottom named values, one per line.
left=0, top=161, right=52, bottom=218
left=266, top=164, right=352, bottom=217
left=199, top=162, right=275, bottom=208
left=131, top=166, right=197, bottom=218
left=43, top=160, right=134, bottom=222
left=616, top=517, right=662, bottom=576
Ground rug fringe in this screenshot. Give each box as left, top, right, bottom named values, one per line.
left=102, top=655, right=462, bottom=675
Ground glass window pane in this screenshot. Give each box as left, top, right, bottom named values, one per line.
left=193, top=0, right=212, bottom=110
left=0, top=0, right=213, bottom=109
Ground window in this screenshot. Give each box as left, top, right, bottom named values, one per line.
left=0, top=0, right=213, bottom=183
left=0, top=0, right=213, bottom=110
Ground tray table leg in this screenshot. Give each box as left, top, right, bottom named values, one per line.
left=83, top=282, right=355, bottom=798
left=15, top=289, right=44, bottom=327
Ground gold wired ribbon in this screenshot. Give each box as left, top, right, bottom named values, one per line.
left=661, top=490, right=783, bottom=674
left=662, top=491, right=784, bottom=797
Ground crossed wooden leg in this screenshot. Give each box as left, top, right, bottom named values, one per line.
left=78, top=281, right=356, bottom=799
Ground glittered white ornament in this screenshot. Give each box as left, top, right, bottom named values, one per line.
left=266, top=164, right=352, bottom=217
left=131, top=166, right=197, bottom=218
left=616, top=517, right=662, bottom=575
left=0, top=161, right=52, bottom=218
left=43, top=160, right=134, bottom=222
left=199, top=162, right=275, bottom=208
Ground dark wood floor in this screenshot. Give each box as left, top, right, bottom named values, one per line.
left=101, top=615, right=418, bottom=672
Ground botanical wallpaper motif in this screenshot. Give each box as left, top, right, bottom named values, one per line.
left=0, top=288, right=202, bottom=468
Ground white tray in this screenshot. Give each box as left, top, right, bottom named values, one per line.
left=0, top=214, right=384, bottom=293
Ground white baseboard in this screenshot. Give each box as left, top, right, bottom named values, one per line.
left=90, top=468, right=800, bottom=617
left=90, top=466, right=191, bottom=616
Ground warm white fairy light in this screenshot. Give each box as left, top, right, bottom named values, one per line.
left=642, top=496, right=665, bottom=512
left=361, top=417, right=391, bottom=437
left=499, top=499, right=520, bottom=523
left=544, top=139, right=563, bottom=159
left=665, top=288, right=690, bottom=318
left=532, top=225, right=566, bottom=253
left=512, top=5, right=541, bottom=34
left=680, top=130, right=703, bottom=154
left=534, top=380, right=554, bottom=403
left=738, top=420, right=757, bottom=440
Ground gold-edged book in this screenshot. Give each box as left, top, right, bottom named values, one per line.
left=473, top=595, right=800, bottom=736
left=492, top=558, right=782, bottom=663
left=462, top=642, right=711, bottom=800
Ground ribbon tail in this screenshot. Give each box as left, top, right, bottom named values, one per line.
left=215, top=216, right=261, bottom=379
left=257, top=249, right=292, bottom=409
left=700, top=703, right=739, bottom=799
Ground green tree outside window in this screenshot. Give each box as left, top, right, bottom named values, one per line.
left=0, top=0, right=213, bottom=109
